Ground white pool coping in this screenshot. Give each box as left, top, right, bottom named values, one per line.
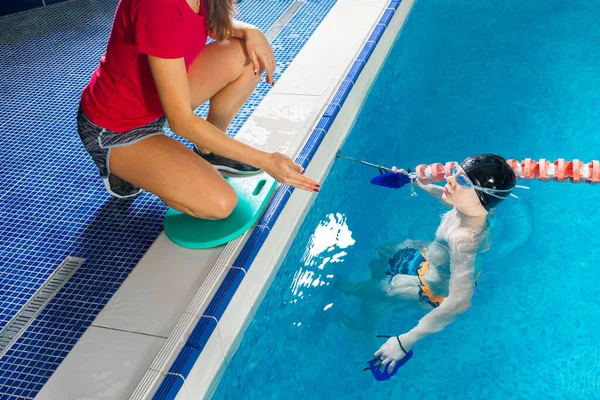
left=36, top=0, right=415, bottom=399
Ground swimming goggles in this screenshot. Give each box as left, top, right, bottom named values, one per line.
left=451, top=165, right=529, bottom=199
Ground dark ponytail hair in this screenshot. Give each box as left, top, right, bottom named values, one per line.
left=204, top=0, right=236, bottom=41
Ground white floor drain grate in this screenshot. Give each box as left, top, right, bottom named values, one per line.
left=265, top=1, right=305, bottom=42
left=0, top=257, right=85, bottom=358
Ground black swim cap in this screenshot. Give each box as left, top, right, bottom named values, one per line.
left=460, top=154, right=517, bottom=210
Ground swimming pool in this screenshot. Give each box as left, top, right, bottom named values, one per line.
left=212, top=0, right=600, bottom=398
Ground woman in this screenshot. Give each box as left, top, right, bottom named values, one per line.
left=336, top=154, right=518, bottom=372
left=77, top=0, right=319, bottom=219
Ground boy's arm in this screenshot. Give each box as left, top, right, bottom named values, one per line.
left=374, top=230, right=477, bottom=372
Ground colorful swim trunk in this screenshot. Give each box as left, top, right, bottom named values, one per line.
left=387, top=247, right=445, bottom=308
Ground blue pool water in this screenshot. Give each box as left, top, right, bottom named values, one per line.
left=213, top=1, right=600, bottom=399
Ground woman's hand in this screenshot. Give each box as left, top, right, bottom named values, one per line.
left=261, top=152, right=320, bottom=192
left=242, top=26, right=276, bottom=85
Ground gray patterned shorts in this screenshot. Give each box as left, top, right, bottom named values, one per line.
left=77, top=106, right=167, bottom=198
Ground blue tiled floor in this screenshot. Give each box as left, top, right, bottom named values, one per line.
left=0, top=0, right=336, bottom=397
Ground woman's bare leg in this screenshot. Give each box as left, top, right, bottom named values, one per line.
left=109, top=38, right=262, bottom=218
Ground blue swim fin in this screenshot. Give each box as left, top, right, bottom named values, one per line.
left=370, top=171, right=411, bottom=189
left=364, top=351, right=413, bottom=381
left=363, top=335, right=413, bottom=381
left=336, top=154, right=412, bottom=189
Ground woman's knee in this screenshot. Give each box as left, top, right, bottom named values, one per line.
left=221, top=38, right=265, bottom=81
left=210, top=192, right=238, bottom=220
left=187, top=187, right=238, bottom=220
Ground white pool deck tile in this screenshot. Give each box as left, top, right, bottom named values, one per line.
left=92, top=233, right=224, bottom=338
left=35, top=326, right=165, bottom=400
left=37, top=0, right=413, bottom=398
left=272, top=2, right=391, bottom=97
left=233, top=93, right=323, bottom=154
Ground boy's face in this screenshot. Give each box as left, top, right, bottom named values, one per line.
left=442, top=165, right=484, bottom=210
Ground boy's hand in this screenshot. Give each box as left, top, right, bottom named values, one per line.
left=391, top=166, right=408, bottom=175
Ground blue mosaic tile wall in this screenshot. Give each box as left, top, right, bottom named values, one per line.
left=0, top=0, right=337, bottom=397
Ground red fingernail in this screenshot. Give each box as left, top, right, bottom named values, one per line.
left=313, top=188, right=320, bottom=193
left=316, top=184, right=321, bottom=187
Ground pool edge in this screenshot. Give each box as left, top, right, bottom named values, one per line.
left=149, top=0, right=417, bottom=398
